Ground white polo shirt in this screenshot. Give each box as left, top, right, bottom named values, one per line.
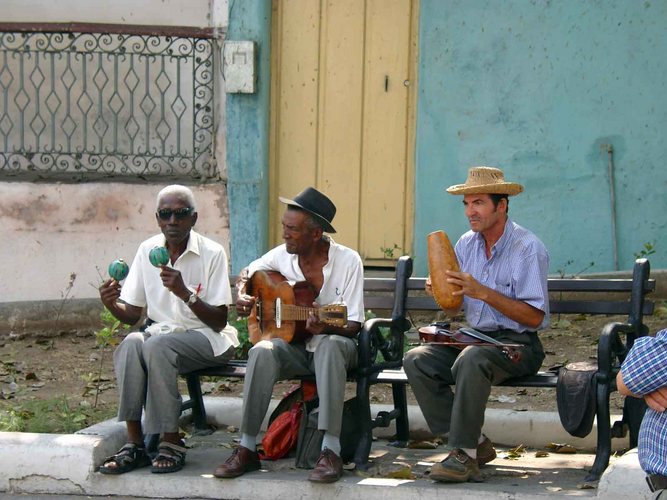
left=120, top=230, right=238, bottom=356
left=247, top=237, right=365, bottom=351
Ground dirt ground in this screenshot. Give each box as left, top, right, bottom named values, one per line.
left=1, top=308, right=666, bottom=431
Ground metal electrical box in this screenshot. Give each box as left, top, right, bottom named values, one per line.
left=223, top=41, right=257, bottom=94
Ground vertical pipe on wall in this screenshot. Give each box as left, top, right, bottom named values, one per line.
left=604, top=144, right=619, bottom=271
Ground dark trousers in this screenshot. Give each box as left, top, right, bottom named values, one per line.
left=403, top=330, right=545, bottom=450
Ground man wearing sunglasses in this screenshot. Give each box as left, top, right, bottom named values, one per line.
left=98, top=185, right=238, bottom=475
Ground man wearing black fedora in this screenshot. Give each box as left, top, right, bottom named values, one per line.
left=214, top=187, right=365, bottom=483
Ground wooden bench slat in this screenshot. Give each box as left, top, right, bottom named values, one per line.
left=406, top=277, right=655, bottom=293
left=374, top=368, right=560, bottom=388
left=364, top=296, right=398, bottom=309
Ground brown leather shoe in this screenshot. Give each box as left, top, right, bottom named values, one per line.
left=430, top=448, right=482, bottom=483
left=308, top=448, right=343, bottom=483
left=477, top=435, right=497, bottom=466
left=213, top=446, right=261, bottom=478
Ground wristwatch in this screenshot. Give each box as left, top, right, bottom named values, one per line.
left=185, top=292, right=198, bottom=306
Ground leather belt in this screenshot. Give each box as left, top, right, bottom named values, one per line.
left=646, top=473, right=667, bottom=492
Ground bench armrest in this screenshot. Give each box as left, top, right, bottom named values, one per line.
left=357, top=316, right=410, bottom=375
left=597, top=321, right=635, bottom=385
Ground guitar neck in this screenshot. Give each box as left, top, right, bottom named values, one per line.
left=280, top=303, right=319, bottom=322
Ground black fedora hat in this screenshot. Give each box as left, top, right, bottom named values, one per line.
left=279, top=187, right=337, bottom=233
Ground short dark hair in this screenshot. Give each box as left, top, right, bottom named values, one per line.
left=489, top=193, right=509, bottom=214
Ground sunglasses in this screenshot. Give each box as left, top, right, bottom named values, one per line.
left=156, top=207, right=194, bottom=220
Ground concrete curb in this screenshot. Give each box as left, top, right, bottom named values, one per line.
left=598, top=448, right=653, bottom=499
left=0, top=419, right=126, bottom=494
left=202, top=396, right=629, bottom=451
left=0, top=398, right=637, bottom=498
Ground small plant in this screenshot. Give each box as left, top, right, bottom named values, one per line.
left=634, top=241, right=656, bottom=260
left=229, top=309, right=251, bottom=360
left=556, top=260, right=574, bottom=279
left=380, top=243, right=402, bottom=259
left=556, top=260, right=594, bottom=279
left=88, top=307, right=123, bottom=407
left=54, top=272, right=77, bottom=333
left=554, top=260, right=594, bottom=322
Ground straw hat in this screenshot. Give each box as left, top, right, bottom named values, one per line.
left=279, top=187, right=337, bottom=233
left=446, top=166, right=524, bottom=196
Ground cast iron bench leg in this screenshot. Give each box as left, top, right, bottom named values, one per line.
left=353, top=374, right=374, bottom=468
left=391, top=382, right=409, bottom=446
left=587, top=380, right=611, bottom=481
left=185, top=372, right=213, bottom=434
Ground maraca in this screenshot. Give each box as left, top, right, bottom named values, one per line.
left=108, top=258, right=129, bottom=281
left=149, top=246, right=170, bottom=267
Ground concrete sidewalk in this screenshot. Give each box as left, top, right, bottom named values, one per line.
left=0, top=397, right=655, bottom=499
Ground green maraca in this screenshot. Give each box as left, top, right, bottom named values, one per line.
left=108, top=258, right=129, bottom=281
left=149, top=246, right=170, bottom=267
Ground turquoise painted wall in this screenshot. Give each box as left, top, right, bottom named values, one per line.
left=415, top=0, right=667, bottom=277
left=226, top=0, right=271, bottom=274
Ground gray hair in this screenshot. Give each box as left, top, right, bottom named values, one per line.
left=156, top=185, right=197, bottom=212
left=287, top=205, right=323, bottom=233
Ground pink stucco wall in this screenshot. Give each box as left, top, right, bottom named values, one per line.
left=0, top=182, right=231, bottom=303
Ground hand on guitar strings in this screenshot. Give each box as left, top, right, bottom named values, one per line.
left=306, top=303, right=326, bottom=335
left=235, top=293, right=256, bottom=317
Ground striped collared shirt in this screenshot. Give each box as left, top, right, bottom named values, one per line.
left=620, top=329, right=667, bottom=476
left=454, top=219, right=550, bottom=333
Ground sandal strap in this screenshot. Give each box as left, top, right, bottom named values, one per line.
left=103, top=442, right=145, bottom=465
left=152, top=441, right=187, bottom=469
left=118, top=442, right=145, bottom=453
left=157, top=440, right=187, bottom=455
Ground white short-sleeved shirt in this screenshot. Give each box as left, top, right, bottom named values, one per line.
left=120, top=230, right=239, bottom=356
left=247, top=237, right=365, bottom=351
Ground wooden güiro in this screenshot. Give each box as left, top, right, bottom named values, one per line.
left=427, top=230, right=463, bottom=311
left=418, top=323, right=523, bottom=363
left=247, top=270, right=347, bottom=345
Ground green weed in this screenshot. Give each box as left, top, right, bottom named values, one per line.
left=380, top=243, right=402, bottom=259
left=0, top=396, right=115, bottom=433
left=634, top=241, right=656, bottom=260
left=88, top=308, right=123, bottom=407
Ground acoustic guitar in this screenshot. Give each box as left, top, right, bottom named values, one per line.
left=247, top=270, right=348, bottom=345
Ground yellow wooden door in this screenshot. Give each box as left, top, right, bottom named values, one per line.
left=269, top=0, right=417, bottom=265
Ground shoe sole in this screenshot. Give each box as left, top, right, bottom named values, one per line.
left=98, top=455, right=150, bottom=475
left=213, top=462, right=261, bottom=478
left=308, top=474, right=342, bottom=483
left=430, top=470, right=483, bottom=483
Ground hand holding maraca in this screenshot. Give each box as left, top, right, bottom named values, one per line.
left=100, top=258, right=129, bottom=307
left=149, top=246, right=190, bottom=300
left=108, top=258, right=130, bottom=282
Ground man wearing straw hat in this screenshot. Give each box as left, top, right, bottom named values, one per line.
left=403, top=166, right=549, bottom=483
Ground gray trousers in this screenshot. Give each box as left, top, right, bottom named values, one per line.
left=241, top=335, right=357, bottom=437
left=114, top=331, right=233, bottom=435
left=403, top=330, right=544, bottom=450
